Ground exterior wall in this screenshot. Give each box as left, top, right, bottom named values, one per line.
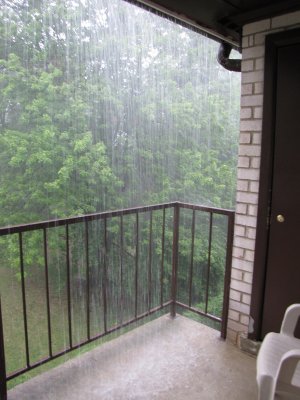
left=227, top=10, right=300, bottom=344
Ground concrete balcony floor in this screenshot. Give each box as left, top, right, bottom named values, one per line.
left=8, top=314, right=257, bottom=400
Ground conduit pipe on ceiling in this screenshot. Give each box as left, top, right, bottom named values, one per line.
left=217, top=42, right=241, bottom=72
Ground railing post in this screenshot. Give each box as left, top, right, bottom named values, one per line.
left=221, top=212, right=235, bottom=339
left=0, top=297, right=7, bottom=400
left=170, top=203, right=180, bottom=318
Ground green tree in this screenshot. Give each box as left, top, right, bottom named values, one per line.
left=0, top=0, right=240, bottom=319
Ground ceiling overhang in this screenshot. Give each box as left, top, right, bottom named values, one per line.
left=126, top=0, right=300, bottom=48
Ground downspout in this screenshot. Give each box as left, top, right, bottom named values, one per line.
left=217, top=42, right=241, bottom=72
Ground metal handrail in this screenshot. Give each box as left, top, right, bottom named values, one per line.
left=0, top=201, right=234, bottom=399
left=0, top=201, right=234, bottom=236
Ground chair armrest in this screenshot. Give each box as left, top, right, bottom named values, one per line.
left=277, top=349, right=300, bottom=385
left=281, top=304, right=300, bottom=336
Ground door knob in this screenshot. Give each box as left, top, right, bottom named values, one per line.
left=276, top=214, right=285, bottom=223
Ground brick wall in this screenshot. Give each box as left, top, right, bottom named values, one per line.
left=227, top=10, right=300, bottom=343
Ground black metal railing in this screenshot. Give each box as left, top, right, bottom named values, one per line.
left=0, top=201, right=234, bottom=400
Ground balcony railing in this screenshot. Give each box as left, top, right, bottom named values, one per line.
left=0, top=201, right=234, bottom=400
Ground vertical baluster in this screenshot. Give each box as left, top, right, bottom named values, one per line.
left=66, top=224, right=72, bottom=349
left=205, top=212, right=213, bottom=314
left=85, top=221, right=90, bottom=341
left=102, top=218, right=108, bottom=333
left=120, top=216, right=124, bottom=325
left=171, top=204, right=180, bottom=318
left=188, top=210, right=196, bottom=308
left=135, top=212, right=139, bottom=318
left=0, top=297, right=7, bottom=400
left=43, top=228, right=52, bottom=358
left=160, top=208, right=166, bottom=307
left=148, top=211, right=153, bottom=312
left=19, top=232, right=30, bottom=368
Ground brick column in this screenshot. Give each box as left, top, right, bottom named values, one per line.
left=227, top=11, right=300, bottom=343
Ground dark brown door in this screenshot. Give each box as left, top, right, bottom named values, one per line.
left=261, top=42, right=300, bottom=337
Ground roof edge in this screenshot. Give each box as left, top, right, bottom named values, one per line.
left=123, top=0, right=241, bottom=49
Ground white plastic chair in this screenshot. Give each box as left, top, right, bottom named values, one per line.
left=257, top=304, right=300, bottom=399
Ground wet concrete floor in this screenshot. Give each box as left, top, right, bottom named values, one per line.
left=8, top=315, right=257, bottom=399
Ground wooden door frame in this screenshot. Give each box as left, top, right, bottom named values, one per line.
left=249, top=27, right=300, bottom=341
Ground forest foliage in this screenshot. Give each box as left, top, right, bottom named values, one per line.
left=0, top=0, right=240, bottom=228
left=0, top=0, right=241, bottom=325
